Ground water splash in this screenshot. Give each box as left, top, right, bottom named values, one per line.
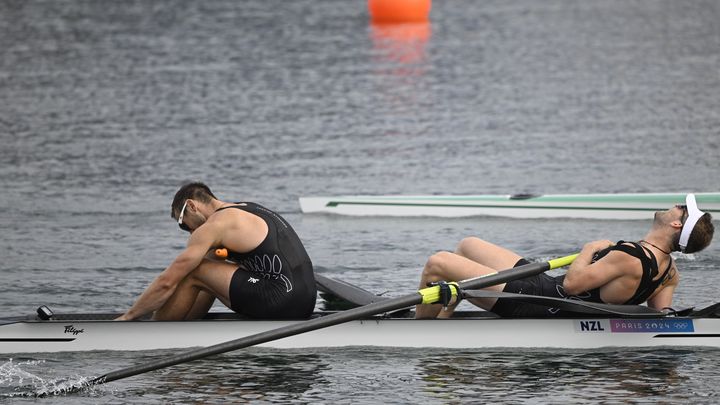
left=0, top=358, right=46, bottom=387
left=0, top=358, right=95, bottom=398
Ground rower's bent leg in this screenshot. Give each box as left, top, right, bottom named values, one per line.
left=153, top=259, right=238, bottom=320
left=185, top=291, right=216, bottom=319
left=416, top=251, right=507, bottom=319
left=455, top=237, right=523, bottom=271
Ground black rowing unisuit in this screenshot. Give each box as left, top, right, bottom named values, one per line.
left=216, top=203, right=316, bottom=319
left=491, top=241, right=673, bottom=317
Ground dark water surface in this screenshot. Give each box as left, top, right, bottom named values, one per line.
left=1, top=0, right=719, bottom=403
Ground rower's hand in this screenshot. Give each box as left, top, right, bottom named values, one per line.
left=583, top=240, right=614, bottom=255
left=114, top=313, right=131, bottom=321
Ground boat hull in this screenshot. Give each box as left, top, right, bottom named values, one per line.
left=2, top=313, right=719, bottom=353
left=299, top=192, right=720, bottom=219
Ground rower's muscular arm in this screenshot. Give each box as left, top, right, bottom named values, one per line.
left=116, top=225, right=221, bottom=321
left=563, top=240, right=624, bottom=295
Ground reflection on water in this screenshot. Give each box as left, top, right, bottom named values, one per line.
left=370, top=23, right=431, bottom=65
left=418, top=348, right=711, bottom=403
left=3, top=347, right=720, bottom=403
left=1, top=349, right=330, bottom=402
left=111, top=350, right=330, bottom=403
left=369, top=21, right=432, bottom=116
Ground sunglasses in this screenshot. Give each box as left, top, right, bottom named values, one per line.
left=178, top=200, right=191, bottom=232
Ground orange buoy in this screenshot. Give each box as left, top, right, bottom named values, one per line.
left=368, top=0, right=431, bottom=23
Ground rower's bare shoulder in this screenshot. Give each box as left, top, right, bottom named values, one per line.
left=212, top=206, right=267, bottom=235
left=211, top=205, right=253, bottom=223
left=603, top=247, right=642, bottom=269
left=591, top=249, right=643, bottom=282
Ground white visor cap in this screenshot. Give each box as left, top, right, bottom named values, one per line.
left=678, top=193, right=706, bottom=253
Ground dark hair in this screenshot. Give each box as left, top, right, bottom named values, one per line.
left=682, top=213, right=714, bottom=254
left=171, top=182, right=217, bottom=219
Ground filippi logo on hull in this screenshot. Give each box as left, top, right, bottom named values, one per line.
left=63, top=325, right=85, bottom=335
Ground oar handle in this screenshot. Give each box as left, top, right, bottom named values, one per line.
left=548, top=254, right=579, bottom=269
left=215, top=248, right=228, bottom=259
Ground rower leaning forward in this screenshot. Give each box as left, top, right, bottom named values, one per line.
left=116, top=182, right=316, bottom=321
left=416, top=193, right=714, bottom=318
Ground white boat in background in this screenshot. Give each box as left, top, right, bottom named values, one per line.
left=299, top=192, right=720, bottom=220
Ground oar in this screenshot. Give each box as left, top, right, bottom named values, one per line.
left=37, top=253, right=578, bottom=396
